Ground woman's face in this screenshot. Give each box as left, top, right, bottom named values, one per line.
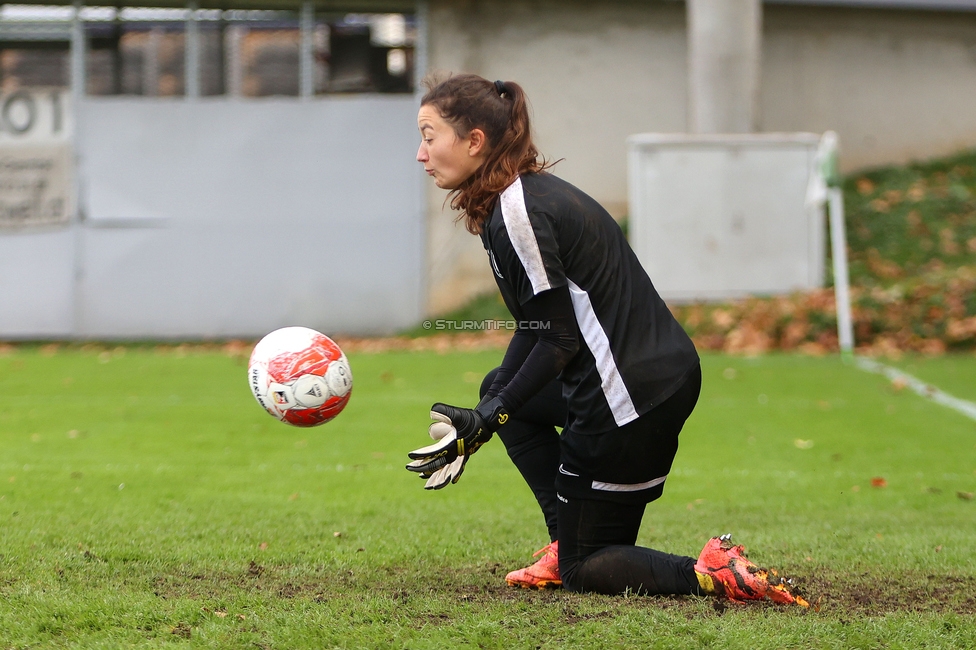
left=417, top=105, right=486, bottom=190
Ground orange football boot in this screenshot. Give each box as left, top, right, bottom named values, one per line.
left=694, top=534, right=809, bottom=607
left=505, top=541, right=561, bottom=589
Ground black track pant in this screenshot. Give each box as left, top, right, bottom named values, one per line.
left=481, top=366, right=702, bottom=596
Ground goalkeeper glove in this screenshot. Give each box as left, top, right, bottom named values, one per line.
left=405, top=396, right=508, bottom=489
left=412, top=415, right=464, bottom=490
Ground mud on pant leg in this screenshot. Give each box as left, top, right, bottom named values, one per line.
left=556, top=497, right=699, bottom=596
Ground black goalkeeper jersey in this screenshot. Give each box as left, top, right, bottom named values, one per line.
left=480, top=172, right=699, bottom=435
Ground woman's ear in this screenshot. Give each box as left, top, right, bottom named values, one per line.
left=467, top=128, right=487, bottom=157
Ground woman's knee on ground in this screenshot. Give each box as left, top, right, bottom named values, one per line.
left=558, top=547, right=622, bottom=594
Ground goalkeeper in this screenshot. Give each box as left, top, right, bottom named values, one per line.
left=406, top=73, right=806, bottom=606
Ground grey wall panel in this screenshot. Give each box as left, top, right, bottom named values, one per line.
left=69, top=96, right=422, bottom=338
left=78, top=221, right=420, bottom=338
left=0, top=228, right=75, bottom=337
left=79, top=97, right=419, bottom=229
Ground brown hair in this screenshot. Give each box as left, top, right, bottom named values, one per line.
left=421, top=73, right=553, bottom=234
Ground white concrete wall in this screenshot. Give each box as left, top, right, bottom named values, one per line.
left=425, top=1, right=976, bottom=313
left=761, top=6, right=976, bottom=169
left=0, top=95, right=423, bottom=339
left=425, top=0, right=687, bottom=313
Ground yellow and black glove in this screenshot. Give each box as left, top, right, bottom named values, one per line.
left=405, top=397, right=508, bottom=489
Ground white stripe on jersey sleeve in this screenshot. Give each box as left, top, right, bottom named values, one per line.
left=499, top=176, right=551, bottom=295
left=567, top=279, right=639, bottom=427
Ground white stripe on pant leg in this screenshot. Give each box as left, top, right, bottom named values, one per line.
left=567, top=279, right=639, bottom=426
left=592, top=474, right=668, bottom=493
left=499, top=177, right=551, bottom=295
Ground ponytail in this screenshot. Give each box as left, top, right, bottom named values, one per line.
left=421, top=73, right=553, bottom=234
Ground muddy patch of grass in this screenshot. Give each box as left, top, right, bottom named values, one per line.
left=150, top=560, right=975, bottom=619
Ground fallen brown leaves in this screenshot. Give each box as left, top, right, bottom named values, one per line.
left=333, top=331, right=512, bottom=354
left=163, top=332, right=514, bottom=356
left=0, top=333, right=515, bottom=360
left=669, top=265, right=976, bottom=355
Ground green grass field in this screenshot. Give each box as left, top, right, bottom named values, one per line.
left=1, top=345, right=975, bottom=648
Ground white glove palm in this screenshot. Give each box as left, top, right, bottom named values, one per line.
left=413, top=413, right=465, bottom=489
left=405, top=399, right=506, bottom=490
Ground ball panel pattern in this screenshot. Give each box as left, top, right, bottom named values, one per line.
left=248, top=327, right=353, bottom=427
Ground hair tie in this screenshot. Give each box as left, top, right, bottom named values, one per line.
left=494, top=80, right=507, bottom=97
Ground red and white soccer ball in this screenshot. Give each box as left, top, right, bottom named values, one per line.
left=248, top=326, right=353, bottom=427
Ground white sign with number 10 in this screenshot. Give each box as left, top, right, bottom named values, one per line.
left=0, top=88, right=74, bottom=230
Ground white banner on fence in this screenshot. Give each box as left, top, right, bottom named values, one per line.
left=0, top=88, right=74, bottom=230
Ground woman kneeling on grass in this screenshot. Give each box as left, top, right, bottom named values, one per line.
left=405, top=73, right=806, bottom=607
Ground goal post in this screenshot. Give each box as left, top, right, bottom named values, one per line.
left=809, top=131, right=855, bottom=358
